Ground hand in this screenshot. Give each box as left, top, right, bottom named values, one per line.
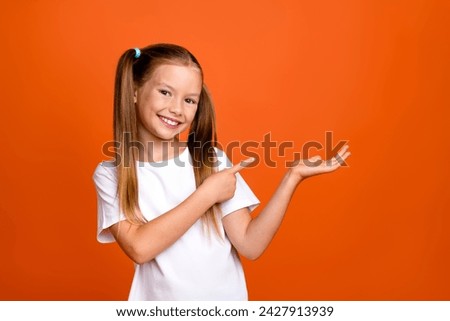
left=200, top=158, right=255, bottom=204
left=290, top=145, right=351, bottom=182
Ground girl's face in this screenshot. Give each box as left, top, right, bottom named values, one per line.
left=135, top=64, right=202, bottom=144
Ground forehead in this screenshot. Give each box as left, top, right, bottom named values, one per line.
left=149, top=64, right=202, bottom=93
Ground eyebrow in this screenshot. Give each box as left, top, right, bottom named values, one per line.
left=158, top=82, right=201, bottom=97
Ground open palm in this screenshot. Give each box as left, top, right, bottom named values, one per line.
left=291, top=144, right=351, bottom=180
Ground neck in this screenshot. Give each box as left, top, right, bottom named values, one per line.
left=139, top=137, right=187, bottom=163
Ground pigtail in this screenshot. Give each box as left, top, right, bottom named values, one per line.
left=188, top=84, right=222, bottom=236
left=113, top=49, right=146, bottom=225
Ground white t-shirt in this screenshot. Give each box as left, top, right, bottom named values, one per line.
left=93, top=148, right=259, bottom=300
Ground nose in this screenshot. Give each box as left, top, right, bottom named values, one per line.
left=168, top=98, right=183, bottom=116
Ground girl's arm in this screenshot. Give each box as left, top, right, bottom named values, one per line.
left=222, top=145, right=351, bottom=260
left=108, top=160, right=249, bottom=265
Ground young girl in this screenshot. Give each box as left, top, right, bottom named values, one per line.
left=93, top=43, right=350, bottom=300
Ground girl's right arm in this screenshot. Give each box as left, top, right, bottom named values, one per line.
left=108, top=162, right=247, bottom=264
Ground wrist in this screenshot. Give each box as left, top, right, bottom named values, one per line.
left=285, top=169, right=304, bottom=187
left=196, top=183, right=218, bottom=206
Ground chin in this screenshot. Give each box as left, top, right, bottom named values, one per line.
left=156, top=132, right=182, bottom=142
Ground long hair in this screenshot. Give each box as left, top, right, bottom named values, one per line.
left=113, top=43, right=221, bottom=234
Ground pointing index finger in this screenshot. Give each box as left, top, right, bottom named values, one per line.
left=228, top=157, right=256, bottom=174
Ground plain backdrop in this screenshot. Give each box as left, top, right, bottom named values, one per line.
left=0, top=0, right=449, bottom=300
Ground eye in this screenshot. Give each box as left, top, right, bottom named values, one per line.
left=159, top=89, right=171, bottom=96
left=185, top=98, right=197, bottom=105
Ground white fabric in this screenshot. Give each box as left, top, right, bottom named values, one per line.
left=92, top=148, right=260, bottom=300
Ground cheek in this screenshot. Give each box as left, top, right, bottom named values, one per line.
left=137, top=98, right=166, bottom=119
left=186, top=106, right=198, bottom=123
left=150, top=94, right=169, bottom=109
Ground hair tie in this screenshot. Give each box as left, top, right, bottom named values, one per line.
left=134, top=48, right=141, bottom=58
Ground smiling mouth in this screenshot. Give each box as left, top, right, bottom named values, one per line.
left=159, top=115, right=181, bottom=128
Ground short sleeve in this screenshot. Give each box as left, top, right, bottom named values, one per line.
left=92, top=162, right=127, bottom=243
left=214, top=149, right=260, bottom=217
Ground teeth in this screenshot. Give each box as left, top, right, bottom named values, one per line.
left=161, top=116, right=179, bottom=126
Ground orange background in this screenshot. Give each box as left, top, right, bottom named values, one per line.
left=1, top=0, right=449, bottom=300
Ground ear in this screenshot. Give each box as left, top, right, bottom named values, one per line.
left=134, top=91, right=137, bottom=103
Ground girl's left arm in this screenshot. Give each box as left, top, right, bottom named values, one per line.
left=222, top=144, right=351, bottom=260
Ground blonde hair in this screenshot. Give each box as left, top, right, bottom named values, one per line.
left=113, top=43, right=221, bottom=234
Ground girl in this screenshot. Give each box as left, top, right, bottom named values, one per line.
left=93, top=43, right=350, bottom=300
